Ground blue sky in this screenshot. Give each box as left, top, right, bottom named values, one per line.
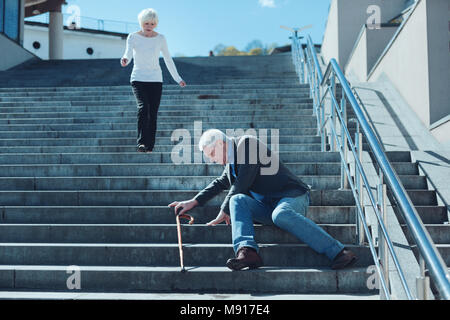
left=32, top=0, right=331, bottom=57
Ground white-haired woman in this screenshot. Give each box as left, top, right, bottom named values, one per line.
left=121, top=8, right=186, bottom=153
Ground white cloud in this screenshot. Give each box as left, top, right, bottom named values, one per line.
left=259, top=0, right=276, bottom=8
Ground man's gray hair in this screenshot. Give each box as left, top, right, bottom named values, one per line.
left=198, top=129, right=228, bottom=151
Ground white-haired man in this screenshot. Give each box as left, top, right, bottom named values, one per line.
left=169, top=129, right=357, bottom=270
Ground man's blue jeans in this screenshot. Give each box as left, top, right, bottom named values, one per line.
left=228, top=192, right=344, bottom=261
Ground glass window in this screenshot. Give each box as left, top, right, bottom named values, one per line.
left=4, top=0, right=19, bottom=41
left=0, top=0, right=4, bottom=34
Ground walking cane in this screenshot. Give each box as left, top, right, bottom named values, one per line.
left=175, top=209, right=194, bottom=273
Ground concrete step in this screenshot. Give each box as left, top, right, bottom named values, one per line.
left=0, top=83, right=310, bottom=92
left=0, top=104, right=313, bottom=119
left=0, top=106, right=314, bottom=115
left=404, top=190, right=438, bottom=206
left=0, top=290, right=380, bottom=300
left=1, top=205, right=443, bottom=226
left=0, top=162, right=339, bottom=177
left=378, top=151, right=411, bottom=163
left=403, top=225, right=450, bottom=244
left=0, top=151, right=406, bottom=165
left=0, top=175, right=343, bottom=191
left=396, top=175, right=427, bottom=189
left=79, top=98, right=315, bottom=107
left=404, top=206, right=449, bottom=224
left=0, top=88, right=310, bottom=98
left=438, top=245, right=450, bottom=265
left=0, top=93, right=312, bottom=103
left=0, top=243, right=372, bottom=268
left=0, top=175, right=425, bottom=192
left=0, top=190, right=356, bottom=206
left=0, top=76, right=299, bottom=83
left=0, top=265, right=373, bottom=294
left=0, top=102, right=314, bottom=112
left=0, top=189, right=434, bottom=208
left=0, top=135, right=321, bottom=147
left=0, top=97, right=314, bottom=108
left=0, top=123, right=322, bottom=135
left=0, top=116, right=318, bottom=129
left=0, top=224, right=357, bottom=244
left=0, top=151, right=342, bottom=165
left=0, top=206, right=358, bottom=225
left=413, top=245, right=450, bottom=265
left=391, top=162, right=419, bottom=175
left=0, top=127, right=321, bottom=139
left=0, top=144, right=325, bottom=153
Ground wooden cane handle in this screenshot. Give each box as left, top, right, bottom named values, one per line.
left=178, top=213, right=194, bottom=225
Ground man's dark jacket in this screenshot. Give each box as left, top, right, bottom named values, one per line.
left=193, top=135, right=311, bottom=215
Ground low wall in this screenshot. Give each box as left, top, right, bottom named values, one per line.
left=0, top=33, right=37, bottom=71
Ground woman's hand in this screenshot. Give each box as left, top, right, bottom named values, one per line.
left=120, top=58, right=128, bottom=67
left=179, top=80, right=186, bottom=88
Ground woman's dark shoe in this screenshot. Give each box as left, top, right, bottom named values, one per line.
left=137, top=144, right=146, bottom=153
left=331, top=248, right=358, bottom=269
left=226, top=247, right=263, bottom=271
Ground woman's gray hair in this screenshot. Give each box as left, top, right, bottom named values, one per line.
left=198, top=129, right=228, bottom=151
left=138, top=8, right=159, bottom=26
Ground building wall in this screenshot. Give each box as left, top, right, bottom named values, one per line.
left=344, top=27, right=367, bottom=81
left=368, top=0, right=449, bottom=132
left=366, top=26, right=399, bottom=74
left=24, top=25, right=127, bottom=59
left=426, top=0, right=450, bottom=125
left=322, top=0, right=407, bottom=68
left=368, top=0, right=431, bottom=126
left=345, top=25, right=399, bottom=81
left=321, top=0, right=340, bottom=67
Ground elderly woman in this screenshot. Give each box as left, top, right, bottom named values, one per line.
left=121, top=8, right=186, bottom=153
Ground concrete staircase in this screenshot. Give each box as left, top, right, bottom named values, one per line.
left=0, top=54, right=415, bottom=298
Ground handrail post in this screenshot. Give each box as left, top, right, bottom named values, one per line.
left=340, top=90, right=348, bottom=189
left=300, top=50, right=305, bottom=84
left=416, top=255, right=430, bottom=299
left=330, top=72, right=336, bottom=152
left=355, top=127, right=365, bottom=245
left=377, top=176, right=390, bottom=299
left=320, top=81, right=326, bottom=152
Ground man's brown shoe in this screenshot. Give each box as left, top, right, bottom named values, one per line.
left=226, top=247, right=263, bottom=271
left=331, top=248, right=358, bottom=270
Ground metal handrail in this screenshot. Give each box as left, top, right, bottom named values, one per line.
left=291, top=33, right=450, bottom=300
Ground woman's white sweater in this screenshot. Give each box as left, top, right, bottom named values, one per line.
left=122, top=32, right=183, bottom=83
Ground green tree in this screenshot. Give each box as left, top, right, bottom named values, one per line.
left=213, top=44, right=226, bottom=56
left=221, top=46, right=247, bottom=56
left=245, top=40, right=264, bottom=52
left=248, top=48, right=263, bottom=56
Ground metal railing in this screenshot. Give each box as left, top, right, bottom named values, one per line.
left=25, top=13, right=140, bottom=34
left=291, top=33, right=450, bottom=300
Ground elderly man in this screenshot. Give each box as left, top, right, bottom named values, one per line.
left=168, top=129, right=357, bottom=271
